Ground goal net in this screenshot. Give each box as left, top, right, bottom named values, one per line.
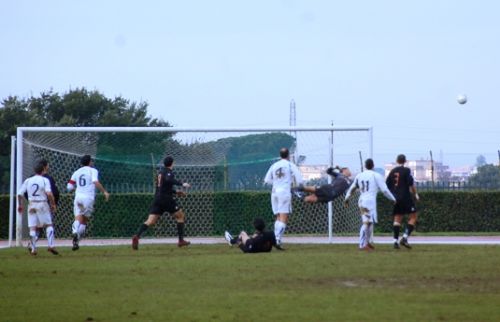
left=14, top=127, right=372, bottom=243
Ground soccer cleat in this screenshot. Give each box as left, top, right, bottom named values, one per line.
left=177, top=240, right=191, bottom=247
left=224, top=231, right=234, bottom=245
left=359, top=245, right=373, bottom=251
left=274, top=243, right=286, bottom=251
left=367, top=243, right=375, bottom=250
left=27, top=242, right=37, bottom=255
left=393, top=242, right=400, bottom=249
left=72, top=233, right=79, bottom=251
left=132, top=235, right=139, bottom=250
left=400, top=237, right=412, bottom=249
left=47, top=248, right=59, bottom=255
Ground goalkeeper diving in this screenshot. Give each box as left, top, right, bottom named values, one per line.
left=293, top=166, right=352, bottom=203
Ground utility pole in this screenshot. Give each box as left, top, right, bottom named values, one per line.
left=289, top=99, right=297, bottom=163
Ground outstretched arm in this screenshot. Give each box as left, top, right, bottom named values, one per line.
left=94, top=181, right=110, bottom=201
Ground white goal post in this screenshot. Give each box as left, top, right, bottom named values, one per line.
left=11, top=126, right=373, bottom=246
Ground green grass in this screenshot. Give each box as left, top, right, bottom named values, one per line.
left=1, top=244, right=499, bottom=322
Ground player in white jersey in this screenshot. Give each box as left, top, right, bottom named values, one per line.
left=345, top=159, right=396, bottom=250
left=17, top=161, right=58, bottom=255
left=67, top=155, right=110, bottom=251
left=264, top=148, right=303, bottom=249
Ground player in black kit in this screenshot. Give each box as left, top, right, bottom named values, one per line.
left=386, top=154, right=420, bottom=249
left=132, top=156, right=191, bottom=249
left=294, top=166, right=352, bottom=203
left=224, top=218, right=277, bottom=253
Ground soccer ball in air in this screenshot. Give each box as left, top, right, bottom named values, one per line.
left=457, top=94, right=467, bottom=105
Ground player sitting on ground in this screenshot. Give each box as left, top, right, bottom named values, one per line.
left=294, top=166, right=352, bottom=203
left=224, top=218, right=277, bottom=253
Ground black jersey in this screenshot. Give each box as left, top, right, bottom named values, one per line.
left=45, top=174, right=60, bottom=205
left=240, top=231, right=277, bottom=253
left=331, top=174, right=351, bottom=197
left=386, top=166, right=414, bottom=201
left=315, top=174, right=351, bottom=202
left=155, top=167, right=183, bottom=199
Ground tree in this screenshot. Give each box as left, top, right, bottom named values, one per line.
left=0, top=88, right=170, bottom=190
left=469, top=164, right=500, bottom=188
left=475, top=155, right=487, bottom=167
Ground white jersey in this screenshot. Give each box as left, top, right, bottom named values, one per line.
left=264, top=159, right=303, bottom=194
left=18, top=175, right=52, bottom=202
left=345, top=170, right=395, bottom=206
left=69, top=166, right=99, bottom=198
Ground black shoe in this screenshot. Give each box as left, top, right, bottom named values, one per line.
left=72, top=234, right=79, bottom=251
left=48, top=248, right=59, bottom=255
left=393, top=242, right=400, bottom=249
left=399, top=237, right=412, bottom=249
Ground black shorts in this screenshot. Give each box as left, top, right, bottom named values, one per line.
left=149, top=197, right=181, bottom=215
left=239, top=239, right=272, bottom=253
left=314, top=185, right=335, bottom=203
left=392, top=198, right=417, bottom=215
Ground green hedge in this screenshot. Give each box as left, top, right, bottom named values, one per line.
left=376, top=191, right=500, bottom=233
left=2, top=191, right=500, bottom=239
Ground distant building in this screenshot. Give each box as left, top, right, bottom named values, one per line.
left=299, top=165, right=327, bottom=181
left=450, top=166, right=477, bottom=181
left=384, top=159, right=451, bottom=182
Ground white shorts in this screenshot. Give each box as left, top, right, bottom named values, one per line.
left=27, top=202, right=53, bottom=227
left=74, top=195, right=95, bottom=217
left=358, top=198, right=378, bottom=223
left=271, top=192, right=292, bottom=215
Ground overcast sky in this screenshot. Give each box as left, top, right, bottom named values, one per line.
left=1, top=0, right=499, bottom=168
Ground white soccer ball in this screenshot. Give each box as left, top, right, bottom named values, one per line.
left=457, top=94, right=467, bottom=105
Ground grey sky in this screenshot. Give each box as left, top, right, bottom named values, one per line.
left=1, top=0, right=499, bottom=167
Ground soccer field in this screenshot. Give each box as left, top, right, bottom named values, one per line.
left=1, top=244, right=499, bottom=322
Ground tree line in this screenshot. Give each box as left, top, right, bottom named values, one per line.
left=0, top=88, right=169, bottom=189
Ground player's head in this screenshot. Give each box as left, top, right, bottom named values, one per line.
left=341, top=167, right=351, bottom=177
left=396, top=154, right=406, bottom=165
left=253, top=217, right=266, bottom=232
left=163, top=156, right=174, bottom=167
left=37, top=159, right=49, bottom=173
left=279, top=148, right=289, bottom=159
left=34, top=160, right=45, bottom=174
left=365, top=158, right=374, bottom=170
left=81, top=154, right=92, bottom=166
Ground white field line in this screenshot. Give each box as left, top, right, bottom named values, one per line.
left=2, top=236, right=500, bottom=249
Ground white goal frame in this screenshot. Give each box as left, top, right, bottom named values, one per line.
left=10, top=126, right=373, bottom=247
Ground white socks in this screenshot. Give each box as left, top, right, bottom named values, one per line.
left=77, top=224, right=86, bottom=239
left=359, top=223, right=372, bottom=248
left=72, top=220, right=86, bottom=239
left=72, top=220, right=80, bottom=235
left=46, top=226, right=55, bottom=248
left=368, top=224, right=374, bottom=244
left=274, top=221, right=287, bottom=245
left=29, top=230, right=38, bottom=251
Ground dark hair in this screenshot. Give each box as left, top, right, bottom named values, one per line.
left=38, top=159, right=48, bottom=168
left=253, top=218, right=266, bottom=232
left=279, top=148, right=289, bottom=159
left=163, top=156, right=174, bottom=167
left=34, top=161, right=45, bottom=174
left=365, top=158, right=374, bottom=170
left=396, top=154, right=406, bottom=164
left=81, top=155, right=92, bottom=166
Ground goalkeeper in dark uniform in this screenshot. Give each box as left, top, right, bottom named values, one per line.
left=294, top=166, right=352, bottom=204
left=132, top=156, right=191, bottom=250
left=386, top=154, right=420, bottom=249
left=224, top=218, right=277, bottom=253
